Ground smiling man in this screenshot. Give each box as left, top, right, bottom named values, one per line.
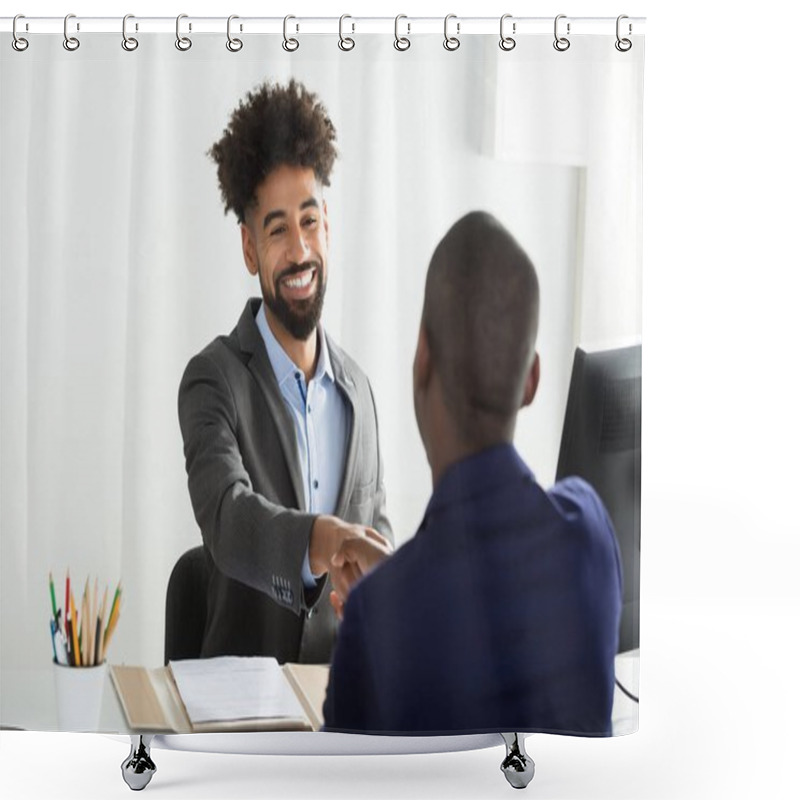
left=178, top=80, right=392, bottom=663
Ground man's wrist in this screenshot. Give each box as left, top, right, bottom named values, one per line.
left=309, top=514, right=335, bottom=575
left=301, top=547, right=321, bottom=588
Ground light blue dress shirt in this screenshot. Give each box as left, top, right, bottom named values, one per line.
left=256, top=302, right=350, bottom=588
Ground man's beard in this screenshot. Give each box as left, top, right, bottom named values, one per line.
left=262, top=260, right=326, bottom=341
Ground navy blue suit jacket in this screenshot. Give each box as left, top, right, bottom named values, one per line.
left=323, top=444, right=623, bottom=736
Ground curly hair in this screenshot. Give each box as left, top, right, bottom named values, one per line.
left=209, top=79, right=338, bottom=224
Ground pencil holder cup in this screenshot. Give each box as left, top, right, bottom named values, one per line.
left=53, top=660, right=108, bottom=731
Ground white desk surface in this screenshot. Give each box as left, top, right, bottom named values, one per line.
left=1, top=650, right=639, bottom=749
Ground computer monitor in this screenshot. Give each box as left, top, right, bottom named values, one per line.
left=556, top=344, right=641, bottom=653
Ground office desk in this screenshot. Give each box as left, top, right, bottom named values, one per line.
left=0, top=664, right=498, bottom=755
left=611, top=649, right=639, bottom=735
left=1, top=650, right=639, bottom=752
left=1, top=665, right=125, bottom=733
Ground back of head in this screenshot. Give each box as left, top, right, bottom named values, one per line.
left=423, top=211, right=540, bottom=446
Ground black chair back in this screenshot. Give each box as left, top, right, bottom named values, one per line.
left=164, top=545, right=210, bottom=664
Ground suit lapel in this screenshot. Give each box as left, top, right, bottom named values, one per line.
left=235, top=299, right=307, bottom=512
left=328, top=341, right=360, bottom=516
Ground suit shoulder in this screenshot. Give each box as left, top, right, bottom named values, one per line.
left=550, top=474, right=599, bottom=504
left=183, top=331, right=245, bottom=379
left=548, top=477, right=615, bottom=536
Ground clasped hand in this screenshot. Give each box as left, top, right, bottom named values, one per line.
left=309, top=515, right=392, bottom=620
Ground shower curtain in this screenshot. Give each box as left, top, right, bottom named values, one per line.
left=1, top=17, right=643, bottom=742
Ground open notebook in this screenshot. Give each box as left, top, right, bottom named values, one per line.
left=111, top=657, right=329, bottom=733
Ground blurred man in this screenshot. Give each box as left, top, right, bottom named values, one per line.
left=323, top=211, right=621, bottom=734
left=178, top=80, right=391, bottom=663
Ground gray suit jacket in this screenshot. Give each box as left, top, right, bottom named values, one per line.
left=178, top=298, right=392, bottom=663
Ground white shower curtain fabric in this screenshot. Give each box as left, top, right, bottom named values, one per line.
left=0, top=31, right=642, bottom=733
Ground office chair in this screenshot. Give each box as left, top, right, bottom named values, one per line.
left=164, top=545, right=210, bottom=664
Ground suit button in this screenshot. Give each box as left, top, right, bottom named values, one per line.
left=307, top=607, right=317, bottom=619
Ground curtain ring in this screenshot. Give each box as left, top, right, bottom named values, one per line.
left=122, top=14, right=139, bottom=51
left=394, top=14, right=410, bottom=51
left=283, top=15, right=299, bottom=52
left=63, top=13, right=80, bottom=51
left=226, top=15, right=243, bottom=52
left=338, top=14, right=355, bottom=51
left=175, top=14, right=192, bottom=51
left=553, top=14, right=570, bottom=52
left=12, top=14, right=29, bottom=52
left=499, top=14, right=516, bottom=51
left=615, top=15, right=632, bottom=52
left=443, top=14, right=460, bottom=51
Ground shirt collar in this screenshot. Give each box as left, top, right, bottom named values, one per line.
left=419, top=443, right=534, bottom=529
left=315, top=321, right=335, bottom=383
left=256, top=301, right=334, bottom=386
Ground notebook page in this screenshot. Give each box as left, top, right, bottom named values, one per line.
left=169, top=656, right=307, bottom=725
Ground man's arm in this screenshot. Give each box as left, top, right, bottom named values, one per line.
left=178, top=351, right=381, bottom=615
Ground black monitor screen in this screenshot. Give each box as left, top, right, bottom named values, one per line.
left=556, top=344, right=641, bottom=653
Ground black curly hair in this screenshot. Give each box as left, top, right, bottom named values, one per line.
left=209, top=79, right=338, bottom=224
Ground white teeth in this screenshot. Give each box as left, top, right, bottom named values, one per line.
left=284, top=270, right=314, bottom=289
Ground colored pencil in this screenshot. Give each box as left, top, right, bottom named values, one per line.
left=70, top=585, right=78, bottom=632
left=88, top=578, right=97, bottom=666
left=65, top=616, right=73, bottom=666
left=48, top=572, right=58, bottom=623
left=49, top=619, right=57, bottom=663
left=52, top=573, right=121, bottom=666
left=64, top=590, right=71, bottom=664
left=65, top=570, right=70, bottom=634
left=81, top=589, right=88, bottom=666
left=69, top=604, right=81, bottom=667
left=103, top=588, right=122, bottom=658
left=106, top=589, right=120, bottom=641
left=94, top=616, right=102, bottom=665
left=84, top=583, right=91, bottom=666
left=71, top=587, right=80, bottom=664
left=97, top=586, right=108, bottom=664
left=105, top=582, right=121, bottom=641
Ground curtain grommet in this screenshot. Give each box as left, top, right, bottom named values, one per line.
left=175, top=14, right=192, bottom=51
left=12, top=14, right=29, bottom=51
left=63, top=13, right=80, bottom=52
left=282, top=15, right=299, bottom=52
left=499, top=14, right=516, bottom=51
left=121, top=14, right=139, bottom=52
left=443, top=14, right=460, bottom=51
left=226, top=15, right=243, bottom=52
left=394, top=15, right=411, bottom=51
left=553, top=14, right=571, bottom=52
left=338, top=14, right=355, bottom=51
left=615, top=15, right=633, bottom=52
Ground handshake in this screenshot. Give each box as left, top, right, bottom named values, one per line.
left=309, top=515, right=393, bottom=619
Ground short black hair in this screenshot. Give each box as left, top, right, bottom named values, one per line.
left=209, top=79, right=337, bottom=224
left=423, top=211, right=540, bottom=443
